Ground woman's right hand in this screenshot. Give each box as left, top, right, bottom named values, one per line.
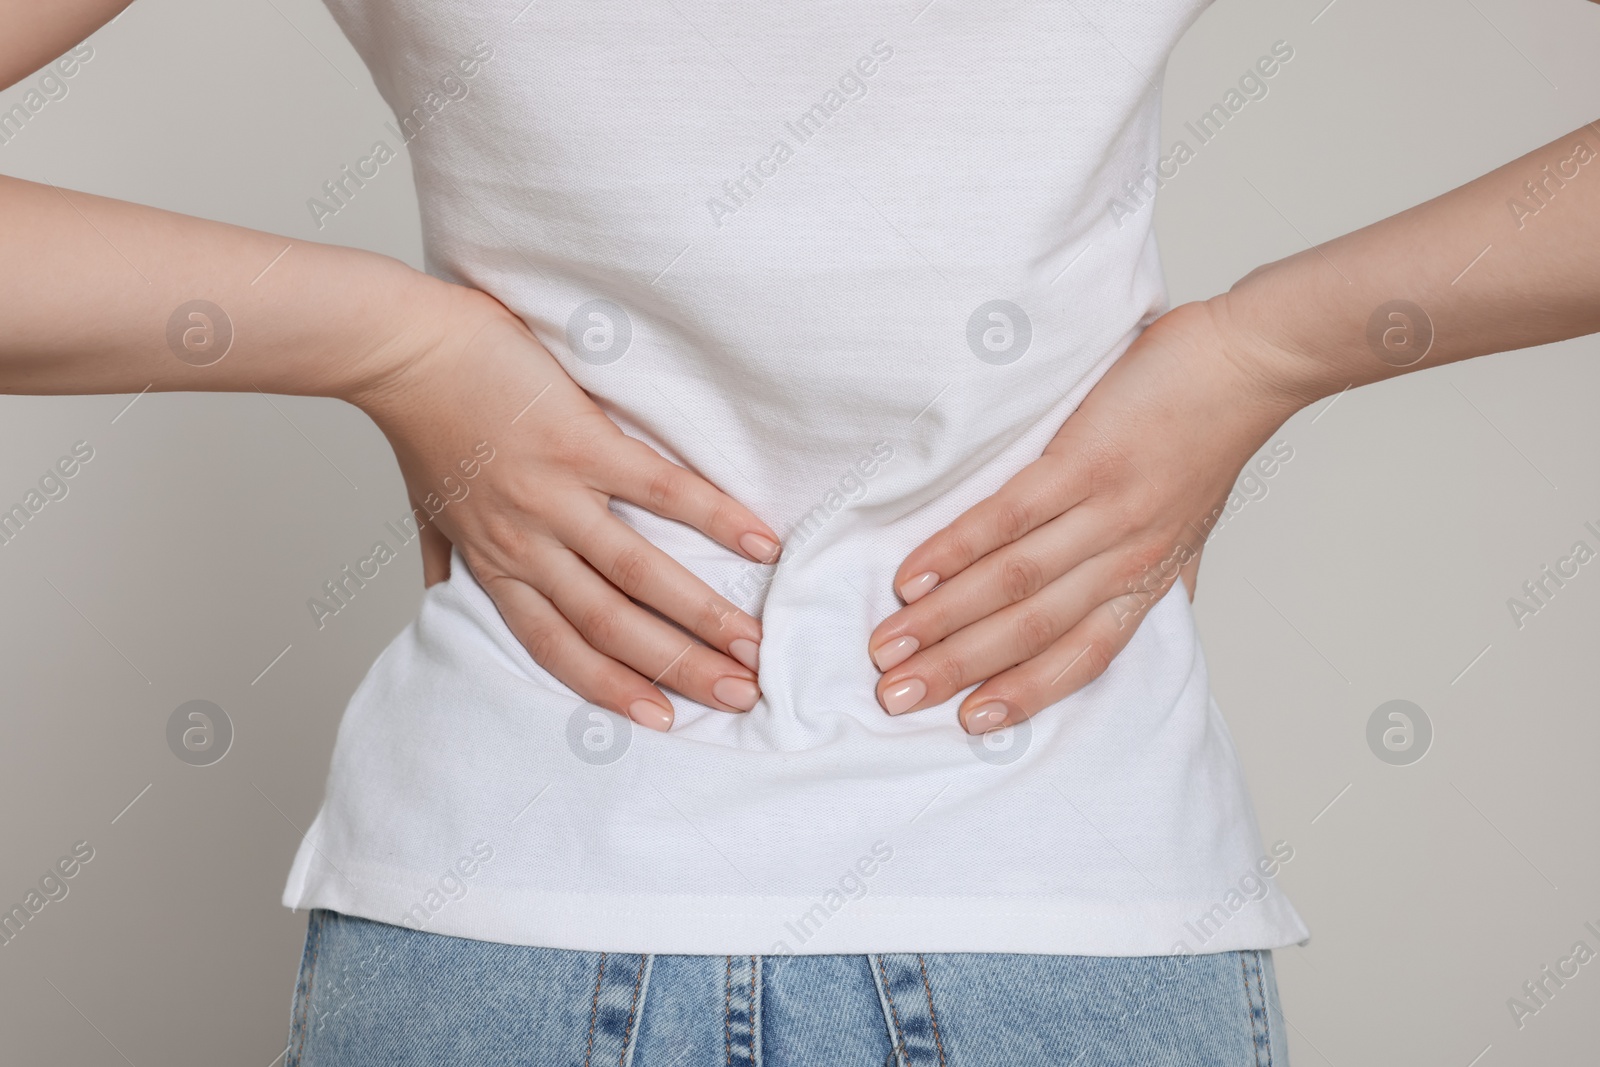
left=350, top=284, right=778, bottom=733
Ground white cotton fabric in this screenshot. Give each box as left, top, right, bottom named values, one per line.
left=285, top=0, right=1311, bottom=956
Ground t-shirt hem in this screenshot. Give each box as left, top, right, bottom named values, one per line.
left=282, top=861, right=1312, bottom=958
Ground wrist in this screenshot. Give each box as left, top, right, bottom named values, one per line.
left=338, top=265, right=505, bottom=420
left=1200, top=272, right=1346, bottom=415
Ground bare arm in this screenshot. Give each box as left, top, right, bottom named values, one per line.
left=1, top=11, right=778, bottom=730
left=0, top=0, right=459, bottom=404
left=0, top=170, right=453, bottom=403
left=0, top=0, right=131, bottom=90
left=1218, top=118, right=1600, bottom=412
left=873, top=117, right=1600, bottom=733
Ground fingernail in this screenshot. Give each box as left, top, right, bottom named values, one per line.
left=712, top=676, right=760, bottom=711
left=963, top=701, right=1012, bottom=734
left=628, top=699, right=673, bottom=733
left=881, top=677, right=926, bottom=716
left=739, top=532, right=781, bottom=564
left=729, top=638, right=760, bottom=671
left=898, top=571, right=938, bottom=603
left=871, top=635, right=919, bottom=672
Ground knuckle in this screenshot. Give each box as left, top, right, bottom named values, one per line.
left=922, top=650, right=968, bottom=690
left=1079, top=640, right=1115, bottom=681
left=999, top=552, right=1046, bottom=603
left=701, top=500, right=738, bottom=536
left=692, top=595, right=740, bottom=637
left=1014, top=606, right=1058, bottom=658
left=994, top=497, right=1033, bottom=542
left=479, top=513, right=528, bottom=559
left=520, top=624, right=565, bottom=672
left=942, top=525, right=980, bottom=568
left=607, top=547, right=652, bottom=597
left=577, top=602, right=623, bottom=649
left=1109, top=504, right=1144, bottom=540
left=645, top=465, right=684, bottom=512
left=460, top=547, right=497, bottom=584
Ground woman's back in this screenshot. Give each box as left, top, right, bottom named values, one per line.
left=284, top=0, right=1311, bottom=956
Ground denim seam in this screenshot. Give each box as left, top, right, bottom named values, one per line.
left=584, top=952, right=608, bottom=1067
left=1241, top=950, right=1267, bottom=1067
left=721, top=955, right=760, bottom=1067
left=747, top=954, right=759, bottom=1067
left=618, top=954, right=649, bottom=1067
left=873, top=955, right=910, bottom=1066
left=286, top=909, right=326, bottom=1067
left=915, top=954, right=948, bottom=1067
left=619, top=955, right=654, bottom=1067
left=1253, top=951, right=1274, bottom=1067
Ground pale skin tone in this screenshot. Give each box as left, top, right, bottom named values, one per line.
left=871, top=118, right=1600, bottom=732
left=5, top=3, right=1600, bottom=734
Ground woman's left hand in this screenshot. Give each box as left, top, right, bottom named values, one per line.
left=867, top=297, right=1302, bottom=733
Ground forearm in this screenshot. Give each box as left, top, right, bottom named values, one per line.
left=0, top=172, right=462, bottom=405
left=1213, top=117, right=1600, bottom=409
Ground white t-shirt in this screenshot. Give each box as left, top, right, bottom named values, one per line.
left=285, top=0, right=1311, bottom=956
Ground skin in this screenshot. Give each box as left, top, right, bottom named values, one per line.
left=0, top=0, right=778, bottom=733
left=873, top=117, right=1600, bottom=733
left=5, top=4, right=1600, bottom=736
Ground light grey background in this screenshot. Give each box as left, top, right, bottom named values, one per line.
left=2, top=0, right=1597, bottom=1063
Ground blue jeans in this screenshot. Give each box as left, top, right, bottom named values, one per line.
left=286, top=910, right=1288, bottom=1066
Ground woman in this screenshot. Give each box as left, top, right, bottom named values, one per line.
left=5, top=1, right=1597, bottom=1063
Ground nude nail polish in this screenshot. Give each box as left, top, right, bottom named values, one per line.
left=712, top=676, right=760, bottom=711
left=964, top=702, right=1011, bottom=734
left=729, top=638, right=760, bottom=671
left=882, top=678, right=926, bottom=715
left=628, top=699, right=673, bottom=732
left=898, top=571, right=938, bottom=603
left=871, top=635, right=919, bottom=672
left=739, top=532, right=781, bottom=564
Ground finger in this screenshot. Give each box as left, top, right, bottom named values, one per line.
left=536, top=544, right=762, bottom=713
left=955, top=586, right=1159, bottom=734
left=546, top=498, right=764, bottom=659
left=891, top=450, right=1092, bottom=604
left=604, top=436, right=782, bottom=564
left=478, top=570, right=677, bottom=732
left=869, top=503, right=1114, bottom=672
left=876, top=550, right=1137, bottom=716
left=418, top=512, right=453, bottom=587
